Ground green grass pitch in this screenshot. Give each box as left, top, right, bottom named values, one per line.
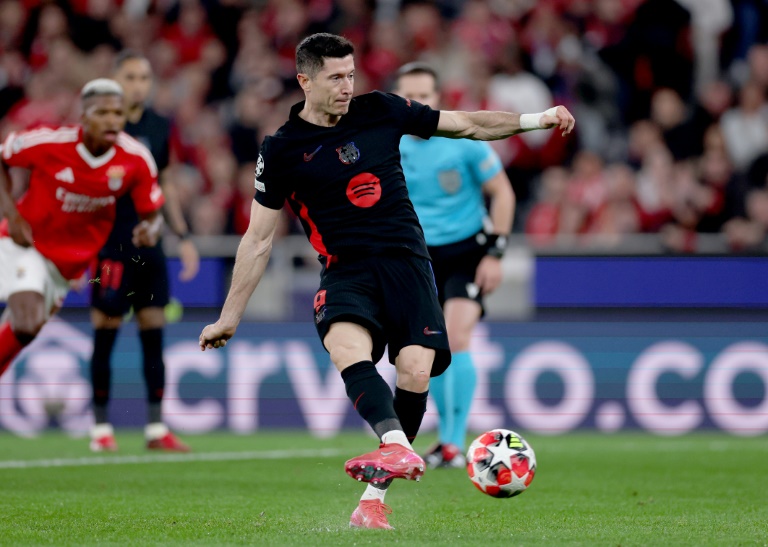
left=1, top=431, right=766, bottom=545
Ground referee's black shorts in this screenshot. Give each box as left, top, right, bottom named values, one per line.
left=313, top=252, right=451, bottom=377
left=428, top=231, right=488, bottom=312
left=91, top=243, right=170, bottom=317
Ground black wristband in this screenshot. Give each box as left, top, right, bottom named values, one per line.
left=485, top=234, right=507, bottom=259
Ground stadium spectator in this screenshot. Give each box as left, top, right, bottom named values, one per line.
left=0, top=78, right=163, bottom=379
left=88, top=52, right=198, bottom=454
left=198, top=33, right=574, bottom=530
left=395, top=62, right=515, bottom=470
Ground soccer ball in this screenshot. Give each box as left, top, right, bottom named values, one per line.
left=466, top=429, right=536, bottom=498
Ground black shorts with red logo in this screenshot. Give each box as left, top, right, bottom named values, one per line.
left=313, top=252, right=451, bottom=377
left=90, top=243, right=170, bottom=317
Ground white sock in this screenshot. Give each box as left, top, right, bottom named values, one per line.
left=381, top=430, right=412, bottom=450
left=144, top=422, right=169, bottom=440
left=360, top=483, right=388, bottom=502
left=90, top=423, right=114, bottom=439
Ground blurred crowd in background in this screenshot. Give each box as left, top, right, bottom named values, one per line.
left=2, top=0, right=768, bottom=251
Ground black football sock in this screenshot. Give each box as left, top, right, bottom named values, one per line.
left=341, top=360, right=401, bottom=439
left=140, top=328, right=166, bottom=406
left=91, top=328, right=118, bottom=422
left=393, top=386, right=429, bottom=444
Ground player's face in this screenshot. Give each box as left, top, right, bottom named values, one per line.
left=114, top=58, right=152, bottom=108
left=82, top=95, right=126, bottom=147
left=309, top=55, right=355, bottom=117
left=395, top=73, right=439, bottom=109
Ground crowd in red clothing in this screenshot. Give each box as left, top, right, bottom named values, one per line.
left=1, top=0, right=767, bottom=251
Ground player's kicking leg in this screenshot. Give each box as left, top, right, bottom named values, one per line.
left=344, top=344, right=434, bottom=530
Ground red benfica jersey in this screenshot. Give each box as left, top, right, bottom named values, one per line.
left=1, top=126, right=164, bottom=280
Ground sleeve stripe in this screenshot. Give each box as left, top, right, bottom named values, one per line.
left=117, top=133, right=158, bottom=177
left=3, top=127, right=79, bottom=158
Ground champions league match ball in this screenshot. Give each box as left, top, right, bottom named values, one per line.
left=466, top=429, right=537, bottom=498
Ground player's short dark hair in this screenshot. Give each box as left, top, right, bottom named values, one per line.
left=296, top=33, right=354, bottom=78
left=395, top=62, right=440, bottom=90
left=114, top=49, right=148, bottom=71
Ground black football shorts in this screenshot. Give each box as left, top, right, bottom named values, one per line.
left=313, top=252, right=451, bottom=377
left=427, top=231, right=487, bottom=311
left=91, top=243, right=170, bottom=316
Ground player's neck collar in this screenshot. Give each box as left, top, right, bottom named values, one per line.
left=76, top=142, right=116, bottom=169
left=290, top=101, right=344, bottom=129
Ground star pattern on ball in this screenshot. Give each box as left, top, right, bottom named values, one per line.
left=484, top=444, right=509, bottom=469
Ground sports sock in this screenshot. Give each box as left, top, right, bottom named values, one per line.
left=0, top=322, right=25, bottom=377
left=140, top=328, right=165, bottom=405
left=429, top=365, right=454, bottom=445
left=448, top=351, right=476, bottom=449
left=341, top=360, right=401, bottom=439
left=392, top=387, right=429, bottom=444
left=361, top=482, right=388, bottom=501
left=91, top=328, right=118, bottom=410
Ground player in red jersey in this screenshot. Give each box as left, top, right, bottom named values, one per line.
left=0, top=78, right=165, bottom=378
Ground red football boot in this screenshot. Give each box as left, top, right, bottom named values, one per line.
left=349, top=499, right=394, bottom=530
left=345, top=443, right=425, bottom=484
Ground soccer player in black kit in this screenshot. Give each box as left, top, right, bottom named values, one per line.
left=89, top=51, right=199, bottom=453
left=199, top=33, right=574, bottom=529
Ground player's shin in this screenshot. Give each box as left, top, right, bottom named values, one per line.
left=341, top=360, right=402, bottom=440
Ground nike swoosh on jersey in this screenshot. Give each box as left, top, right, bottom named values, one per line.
left=423, top=327, right=443, bottom=335
left=303, top=145, right=322, bottom=162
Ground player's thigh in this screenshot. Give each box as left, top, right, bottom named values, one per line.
left=136, top=306, right=165, bottom=330
left=0, top=238, right=67, bottom=327
left=443, top=297, right=482, bottom=352
left=315, top=260, right=386, bottom=366
left=379, top=255, right=451, bottom=376
left=323, top=321, right=375, bottom=372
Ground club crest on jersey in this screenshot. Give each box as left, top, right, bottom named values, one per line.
left=336, top=142, right=360, bottom=165
left=107, top=165, right=125, bottom=191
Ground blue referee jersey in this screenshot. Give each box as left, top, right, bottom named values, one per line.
left=400, top=136, right=503, bottom=246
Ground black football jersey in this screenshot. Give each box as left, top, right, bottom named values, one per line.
left=102, top=108, right=171, bottom=251
left=255, top=91, right=440, bottom=261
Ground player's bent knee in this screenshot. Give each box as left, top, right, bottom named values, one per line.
left=395, top=346, right=434, bottom=391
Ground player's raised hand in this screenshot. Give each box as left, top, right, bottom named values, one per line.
left=199, top=322, right=235, bottom=351
left=539, top=106, right=576, bottom=136
left=8, top=212, right=33, bottom=247
left=178, top=239, right=200, bottom=281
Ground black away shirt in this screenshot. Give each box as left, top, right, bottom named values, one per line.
left=254, top=91, right=440, bottom=262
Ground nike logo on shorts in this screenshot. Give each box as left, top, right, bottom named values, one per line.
left=303, top=145, right=322, bottom=162
left=423, top=327, right=443, bottom=336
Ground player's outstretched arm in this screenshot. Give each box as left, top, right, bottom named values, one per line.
left=434, top=106, right=575, bottom=141
left=199, top=200, right=280, bottom=351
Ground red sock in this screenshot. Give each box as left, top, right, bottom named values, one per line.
left=0, top=322, right=25, bottom=377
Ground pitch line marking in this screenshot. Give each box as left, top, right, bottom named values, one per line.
left=0, top=448, right=346, bottom=470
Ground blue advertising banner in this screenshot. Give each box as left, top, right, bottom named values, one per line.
left=1, top=318, right=766, bottom=437
left=536, top=256, right=768, bottom=307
